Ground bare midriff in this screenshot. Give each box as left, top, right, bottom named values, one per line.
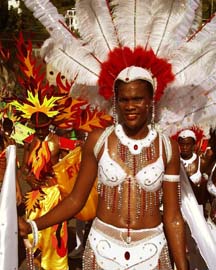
left=96, top=179, right=162, bottom=230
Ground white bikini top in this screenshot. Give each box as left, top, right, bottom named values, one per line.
left=181, top=153, right=202, bottom=184
left=190, top=156, right=202, bottom=184
left=98, top=133, right=165, bottom=192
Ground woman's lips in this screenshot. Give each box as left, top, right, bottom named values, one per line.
left=125, top=114, right=138, bottom=120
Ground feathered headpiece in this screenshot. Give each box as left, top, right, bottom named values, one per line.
left=9, top=33, right=112, bottom=131
left=172, top=125, right=207, bottom=153
left=22, top=0, right=216, bottom=137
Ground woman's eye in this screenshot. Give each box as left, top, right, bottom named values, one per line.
left=118, top=98, right=127, bottom=103
left=134, top=97, right=143, bottom=102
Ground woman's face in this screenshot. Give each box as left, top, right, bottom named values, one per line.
left=116, top=80, right=153, bottom=132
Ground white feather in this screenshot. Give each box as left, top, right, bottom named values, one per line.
left=158, top=70, right=216, bottom=135
left=41, top=39, right=100, bottom=86
left=145, top=0, right=189, bottom=55
left=70, top=84, right=112, bottom=112
left=187, top=14, right=216, bottom=44
left=76, top=0, right=118, bottom=61
left=110, top=0, right=152, bottom=48
left=170, top=34, right=216, bottom=89
left=171, top=0, right=201, bottom=44
left=23, top=0, right=72, bottom=42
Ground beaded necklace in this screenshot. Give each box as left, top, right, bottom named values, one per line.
left=180, top=153, right=197, bottom=167
left=180, top=153, right=197, bottom=174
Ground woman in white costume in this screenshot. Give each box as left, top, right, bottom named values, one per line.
left=20, top=65, right=188, bottom=269
left=18, top=0, right=216, bottom=269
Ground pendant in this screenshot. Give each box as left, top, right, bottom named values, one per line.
left=124, top=251, right=130, bottom=260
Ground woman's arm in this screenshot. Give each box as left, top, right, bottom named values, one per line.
left=163, top=140, right=188, bottom=270
left=19, top=129, right=101, bottom=236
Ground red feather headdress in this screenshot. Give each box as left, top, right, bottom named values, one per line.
left=98, top=47, right=175, bottom=102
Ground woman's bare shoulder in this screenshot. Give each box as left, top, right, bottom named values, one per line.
left=88, top=127, right=106, bottom=140
left=85, top=126, right=113, bottom=157
left=84, top=128, right=106, bottom=150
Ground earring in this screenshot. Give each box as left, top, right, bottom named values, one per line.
left=151, top=100, right=155, bottom=130
left=112, top=95, right=118, bottom=125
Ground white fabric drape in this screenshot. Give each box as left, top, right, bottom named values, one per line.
left=0, top=145, right=18, bottom=269
left=180, top=164, right=216, bottom=270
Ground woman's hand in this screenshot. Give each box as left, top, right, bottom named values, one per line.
left=25, top=173, right=46, bottom=188
left=18, top=216, right=31, bottom=238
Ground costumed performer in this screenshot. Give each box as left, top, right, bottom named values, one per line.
left=177, top=129, right=208, bottom=270
left=19, top=0, right=216, bottom=269
left=19, top=65, right=188, bottom=270
left=177, top=129, right=208, bottom=210
left=20, top=111, right=79, bottom=270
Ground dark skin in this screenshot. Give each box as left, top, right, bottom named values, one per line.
left=19, top=80, right=188, bottom=270
left=178, top=136, right=208, bottom=207
left=178, top=137, right=199, bottom=177
left=20, top=124, right=61, bottom=188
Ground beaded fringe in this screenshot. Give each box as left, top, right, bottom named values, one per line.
left=97, top=182, right=162, bottom=217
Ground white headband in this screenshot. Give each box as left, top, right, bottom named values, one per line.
left=115, top=66, right=155, bottom=90
left=178, top=130, right=196, bottom=141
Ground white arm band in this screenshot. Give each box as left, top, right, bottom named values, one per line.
left=163, top=174, right=180, bottom=182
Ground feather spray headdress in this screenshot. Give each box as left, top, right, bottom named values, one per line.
left=22, top=0, right=216, bottom=138
left=23, top=1, right=216, bottom=267
left=9, top=33, right=112, bottom=131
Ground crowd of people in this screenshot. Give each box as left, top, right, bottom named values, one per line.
left=1, top=1, right=216, bottom=270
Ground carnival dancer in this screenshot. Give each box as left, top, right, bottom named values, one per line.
left=178, top=129, right=208, bottom=209
left=19, top=111, right=79, bottom=270
left=19, top=0, right=216, bottom=269
left=20, top=66, right=188, bottom=270
left=177, top=129, right=208, bottom=270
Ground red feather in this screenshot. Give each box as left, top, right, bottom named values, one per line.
left=98, top=46, right=174, bottom=102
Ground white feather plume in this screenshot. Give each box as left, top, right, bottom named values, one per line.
left=24, top=0, right=216, bottom=140
left=187, top=14, right=216, bottom=44
left=76, top=0, right=118, bottom=62
left=110, top=0, right=152, bottom=48
left=23, top=0, right=72, bottom=42
left=171, top=0, right=201, bottom=44
left=147, top=0, right=189, bottom=55
left=41, top=39, right=100, bottom=85
left=158, top=70, right=216, bottom=135
left=70, top=84, right=112, bottom=112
